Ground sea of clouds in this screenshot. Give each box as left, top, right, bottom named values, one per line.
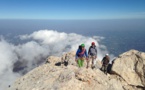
left=0, top=30, right=114, bottom=89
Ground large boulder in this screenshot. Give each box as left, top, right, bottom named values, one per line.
left=112, top=50, right=145, bottom=88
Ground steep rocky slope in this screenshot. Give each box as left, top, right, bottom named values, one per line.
left=8, top=50, right=145, bottom=90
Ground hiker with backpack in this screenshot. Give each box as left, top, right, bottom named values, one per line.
left=75, top=44, right=88, bottom=67
left=101, top=54, right=110, bottom=74
left=87, top=42, right=97, bottom=69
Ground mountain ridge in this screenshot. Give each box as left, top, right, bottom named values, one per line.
left=7, top=50, right=145, bottom=90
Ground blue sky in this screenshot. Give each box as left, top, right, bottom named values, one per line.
left=0, top=0, right=145, bottom=19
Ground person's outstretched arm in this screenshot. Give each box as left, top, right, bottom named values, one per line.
left=85, top=49, right=88, bottom=58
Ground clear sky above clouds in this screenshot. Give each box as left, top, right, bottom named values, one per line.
left=0, top=0, right=145, bottom=19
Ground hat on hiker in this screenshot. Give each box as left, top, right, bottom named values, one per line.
left=105, top=54, right=109, bottom=56
left=81, top=44, right=85, bottom=47
left=92, top=42, right=95, bottom=45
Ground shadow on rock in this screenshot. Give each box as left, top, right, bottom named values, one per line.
left=55, top=61, right=68, bottom=67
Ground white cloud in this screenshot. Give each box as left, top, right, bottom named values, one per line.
left=0, top=38, right=21, bottom=89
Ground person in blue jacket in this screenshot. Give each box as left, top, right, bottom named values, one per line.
left=76, top=44, right=88, bottom=67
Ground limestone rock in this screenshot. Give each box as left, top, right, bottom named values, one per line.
left=8, top=50, right=145, bottom=90
left=46, top=51, right=77, bottom=67
left=112, top=49, right=145, bottom=88
left=61, top=51, right=77, bottom=66
left=46, top=56, right=61, bottom=65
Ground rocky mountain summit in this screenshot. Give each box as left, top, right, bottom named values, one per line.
left=8, top=50, right=145, bottom=90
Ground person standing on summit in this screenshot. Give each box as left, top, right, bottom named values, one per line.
left=101, top=54, right=110, bottom=74
left=76, top=44, right=88, bottom=67
left=87, top=42, right=97, bottom=69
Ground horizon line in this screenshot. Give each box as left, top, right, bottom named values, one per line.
left=0, top=18, right=145, bottom=20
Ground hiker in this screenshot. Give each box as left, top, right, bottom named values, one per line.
left=75, top=44, right=88, bottom=67
left=107, top=58, right=115, bottom=74
left=101, top=54, right=110, bottom=74
left=87, top=42, right=97, bottom=69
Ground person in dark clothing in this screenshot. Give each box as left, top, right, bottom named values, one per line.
left=101, top=54, right=110, bottom=74
left=107, top=59, right=115, bottom=74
